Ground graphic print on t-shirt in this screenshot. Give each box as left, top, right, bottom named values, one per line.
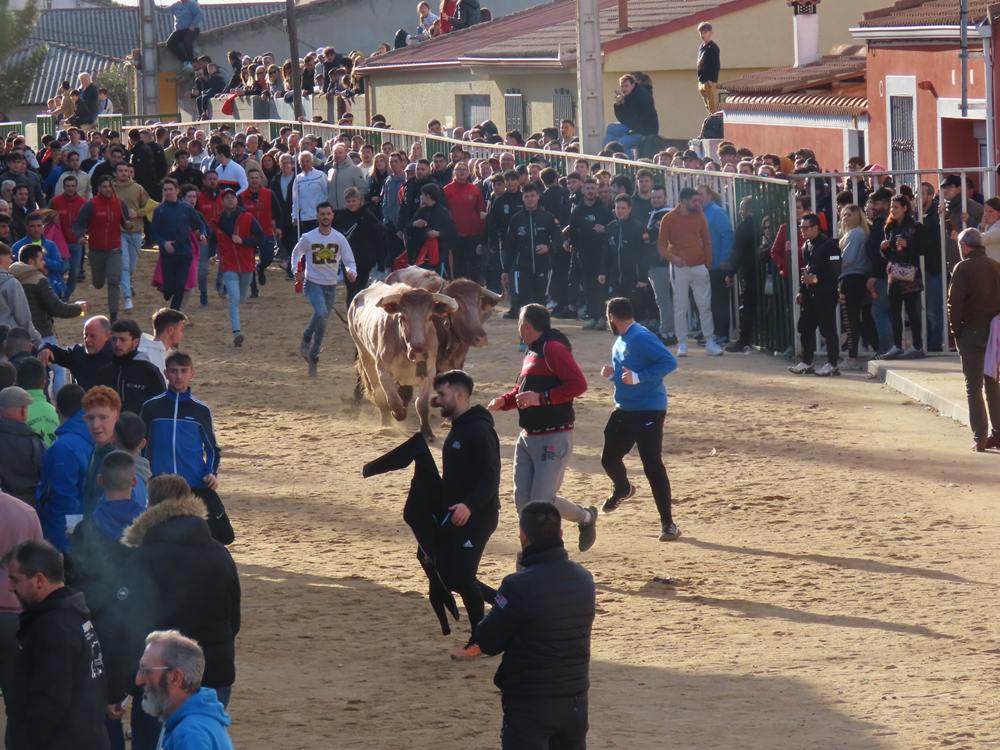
left=310, top=242, right=341, bottom=265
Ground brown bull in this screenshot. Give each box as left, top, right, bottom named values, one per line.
left=348, top=281, right=458, bottom=440
left=385, top=267, right=501, bottom=371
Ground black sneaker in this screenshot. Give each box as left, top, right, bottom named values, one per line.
left=551, top=306, right=576, bottom=319
left=308, top=356, right=318, bottom=378
left=660, top=333, right=679, bottom=346
left=200, top=292, right=208, bottom=306
left=578, top=506, right=598, bottom=552
left=659, top=522, right=681, bottom=542
left=258, top=267, right=267, bottom=286
left=725, top=340, right=749, bottom=353
left=299, top=339, right=311, bottom=363
left=250, top=288, right=260, bottom=299
left=602, top=483, right=635, bottom=513
left=233, top=333, right=244, bottom=348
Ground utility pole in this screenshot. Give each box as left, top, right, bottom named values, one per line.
left=960, top=0, right=969, bottom=116
left=137, top=0, right=160, bottom=117
left=286, top=0, right=304, bottom=120
left=576, top=0, right=605, bottom=154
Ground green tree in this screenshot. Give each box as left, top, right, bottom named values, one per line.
left=0, top=0, right=45, bottom=118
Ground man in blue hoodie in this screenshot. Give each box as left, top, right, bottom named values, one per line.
left=135, top=630, right=234, bottom=750
left=598, top=296, right=680, bottom=541
left=697, top=184, right=734, bottom=344
left=150, top=179, right=206, bottom=310
left=36, top=384, right=92, bottom=551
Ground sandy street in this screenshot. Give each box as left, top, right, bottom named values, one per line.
left=36, top=254, right=1000, bottom=749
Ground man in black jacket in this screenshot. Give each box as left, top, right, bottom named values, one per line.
left=39, top=315, right=114, bottom=391
left=865, top=187, right=893, bottom=354
left=600, top=194, right=647, bottom=310
left=433, top=369, right=501, bottom=660
left=504, top=183, right=560, bottom=309
left=790, top=213, right=842, bottom=377
left=476, top=501, right=595, bottom=749
left=4, top=538, right=111, bottom=750
left=569, top=178, right=613, bottom=329
left=96, top=318, right=165, bottom=414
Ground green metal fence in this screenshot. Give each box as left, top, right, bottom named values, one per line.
left=35, top=115, right=56, bottom=149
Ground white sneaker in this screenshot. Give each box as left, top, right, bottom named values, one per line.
left=705, top=339, right=724, bottom=356
left=814, top=362, right=840, bottom=377
left=123, top=299, right=134, bottom=311
left=880, top=345, right=903, bottom=360
left=899, top=346, right=925, bottom=360
left=788, top=361, right=814, bottom=375
left=676, top=342, right=688, bottom=357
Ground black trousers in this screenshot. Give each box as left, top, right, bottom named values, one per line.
left=798, top=290, right=839, bottom=366
left=450, top=235, right=481, bottom=282
left=437, top=505, right=498, bottom=640
left=550, top=248, right=572, bottom=308
left=160, top=253, right=192, bottom=311
left=709, top=269, right=731, bottom=339
left=600, top=409, right=672, bottom=526
left=166, top=28, right=199, bottom=63
left=841, top=274, right=877, bottom=358
left=501, top=693, right=588, bottom=750
left=958, top=330, right=1000, bottom=441
left=345, top=268, right=371, bottom=307
left=889, top=289, right=923, bottom=350
left=515, top=268, right=550, bottom=307
left=735, top=272, right=757, bottom=345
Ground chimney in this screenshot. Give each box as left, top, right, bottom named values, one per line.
left=790, top=0, right=821, bottom=67
left=617, top=0, right=631, bottom=34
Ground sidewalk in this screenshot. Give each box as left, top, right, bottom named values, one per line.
left=867, top=355, right=969, bottom=427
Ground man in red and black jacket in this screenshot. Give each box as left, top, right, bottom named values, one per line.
left=51, top=174, right=86, bottom=299
left=196, top=170, right=224, bottom=305
left=72, top=176, right=127, bottom=320
left=487, top=303, right=598, bottom=552
left=239, top=168, right=279, bottom=297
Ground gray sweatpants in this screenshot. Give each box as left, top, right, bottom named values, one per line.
left=648, top=265, right=674, bottom=334
left=90, top=249, right=123, bottom=319
left=512, top=431, right=590, bottom=525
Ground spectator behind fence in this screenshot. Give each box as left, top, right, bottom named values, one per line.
left=949, top=227, right=1000, bottom=452
left=880, top=195, right=926, bottom=360
left=605, top=74, right=659, bottom=156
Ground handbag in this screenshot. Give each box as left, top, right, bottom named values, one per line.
left=887, top=261, right=917, bottom=283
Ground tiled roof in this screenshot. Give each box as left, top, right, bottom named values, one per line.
left=360, top=0, right=769, bottom=71
left=721, top=51, right=867, bottom=95
left=5, top=43, right=121, bottom=105
left=195, top=0, right=345, bottom=41
left=30, top=3, right=284, bottom=59
left=722, top=93, right=869, bottom=117
left=859, top=0, right=993, bottom=28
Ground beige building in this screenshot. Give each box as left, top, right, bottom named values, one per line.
left=358, top=0, right=888, bottom=141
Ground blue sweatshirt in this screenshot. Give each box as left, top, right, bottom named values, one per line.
left=36, top=411, right=93, bottom=551
left=161, top=688, right=234, bottom=750
left=150, top=199, right=202, bottom=258
left=140, top=388, right=220, bottom=489
left=703, top=200, right=734, bottom=270
left=11, top=236, right=66, bottom=297
left=170, top=0, right=205, bottom=31
left=609, top=322, right=678, bottom=411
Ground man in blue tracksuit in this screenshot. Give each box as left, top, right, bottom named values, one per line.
left=598, top=296, right=681, bottom=541
left=139, top=350, right=233, bottom=545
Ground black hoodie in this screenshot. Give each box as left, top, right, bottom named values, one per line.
left=441, top=405, right=500, bottom=515
left=7, top=586, right=111, bottom=750
left=96, top=348, right=166, bottom=415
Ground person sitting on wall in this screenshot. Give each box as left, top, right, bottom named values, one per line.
left=604, top=73, right=659, bottom=157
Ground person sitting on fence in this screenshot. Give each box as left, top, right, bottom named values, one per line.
left=167, top=0, right=205, bottom=73
left=605, top=74, right=659, bottom=157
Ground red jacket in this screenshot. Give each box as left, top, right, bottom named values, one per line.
left=770, top=223, right=806, bottom=278
left=197, top=189, right=223, bottom=233
left=498, top=331, right=586, bottom=433
left=80, top=193, right=124, bottom=251
left=443, top=180, right=486, bottom=237
left=51, top=193, right=86, bottom=243
left=215, top=211, right=258, bottom=273
left=239, top=188, right=275, bottom=238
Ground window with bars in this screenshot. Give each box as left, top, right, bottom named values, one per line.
left=504, top=89, right=525, bottom=134
left=552, top=88, right=575, bottom=126
left=889, top=95, right=916, bottom=184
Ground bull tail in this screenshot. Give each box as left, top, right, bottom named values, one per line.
left=354, top=352, right=374, bottom=402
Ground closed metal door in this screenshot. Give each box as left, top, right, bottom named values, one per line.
left=889, top=95, right=915, bottom=181
left=461, top=95, right=491, bottom=129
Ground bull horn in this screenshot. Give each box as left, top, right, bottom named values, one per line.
left=376, top=292, right=404, bottom=311
left=481, top=288, right=502, bottom=304
left=431, top=293, right=459, bottom=312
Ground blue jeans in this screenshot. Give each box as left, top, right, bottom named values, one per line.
left=222, top=271, right=252, bottom=333
left=120, top=231, right=142, bottom=302
left=65, top=242, right=83, bottom=299
left=197, top=238, right=212, bottom=299
left=250, top=236, right=275, bottom=294
left=303, top=280, right=336, bottom=359
left=925, top=273, right=944, bottom=351
left=604, top=123, right=644, bottom=155
left=871, top=278, right=893, bottom=353
left=41, top=335, right=67, bottom=396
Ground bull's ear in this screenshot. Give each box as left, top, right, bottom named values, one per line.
left=431, top=292, right=459, bottom=316
left=481, top=288, right=502, bottom=310
left=377, top=292, right=403, bottom=314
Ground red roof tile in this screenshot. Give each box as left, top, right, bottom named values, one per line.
left=721, top=51, right=866, bottom=95
left=359, top=0, right=770, bottom=71
left=859, top=0, right=993, bottom=28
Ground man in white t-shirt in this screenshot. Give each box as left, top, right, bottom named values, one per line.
left=136, top=307, right=187, bottom=376
left=291, top=201, right=356, bottom=377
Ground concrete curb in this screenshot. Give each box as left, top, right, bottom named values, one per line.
left=867, top=360, right=970, bottom=427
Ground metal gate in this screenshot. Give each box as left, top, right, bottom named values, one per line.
left=889, top=95, right=915, bottom=182
left=552, top=88, right=574, bottom=126
left=504, top=89, right=525, bottom=134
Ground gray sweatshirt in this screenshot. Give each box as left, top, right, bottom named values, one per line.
left=839, top=226, right=871, bottom=278
left=0, top=270, right=42, bottom=344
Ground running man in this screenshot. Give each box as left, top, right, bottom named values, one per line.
left=487, top=304, right=598, bottom=552
left=291, top=202, right=356, bottom=377
left=598, top=296, right=681, bottom=541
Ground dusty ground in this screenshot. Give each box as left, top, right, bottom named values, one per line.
left=43, top=253, right=1000, bottom=748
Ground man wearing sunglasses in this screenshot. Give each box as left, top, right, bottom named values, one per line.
left=789, top=213, right=842, bottom=376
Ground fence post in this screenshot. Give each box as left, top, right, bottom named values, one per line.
left=788, top=184, right=801, bottom=359
left=35, top=114, right=56, bottom=150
